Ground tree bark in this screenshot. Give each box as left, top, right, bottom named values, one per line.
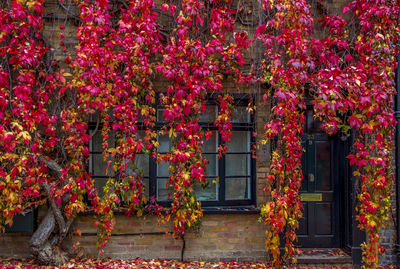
left=29, top=159, right=73, bottom=265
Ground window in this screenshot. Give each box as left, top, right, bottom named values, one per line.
left=4, top=211, right=36, bottom=233
left=89, top=95, right=256, bottom=207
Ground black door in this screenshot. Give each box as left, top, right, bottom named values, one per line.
left=297, top=109, right=340, bottom=248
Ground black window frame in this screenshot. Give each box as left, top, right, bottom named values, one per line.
left=88, top=93, right=257, bottom=208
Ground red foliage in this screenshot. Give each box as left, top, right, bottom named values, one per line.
left=258, top=0, right=399, bottom=267
left=257, top=0, right=312, bottom=266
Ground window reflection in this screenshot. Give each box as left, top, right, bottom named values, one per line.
left=316, top=141, right=331, bottom=191
left=193, top=178, right=218, bottom=201
left=225, top=154, right=250, bottom=176
left=226, top=177, right=250, bottom=200
left=227, top=131, right=250, bottom=152
left=157, top=178, right=172, bottom=201
left=199, top=105, right=217, bottom=122
left=231, top=106, right=250, bottom=123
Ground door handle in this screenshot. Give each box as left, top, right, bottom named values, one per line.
left=308, top=173, right=315, bottom=182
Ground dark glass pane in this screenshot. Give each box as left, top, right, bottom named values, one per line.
left=232, top=106, right=250, bottom=123
left=120, top=177, right=149, bottom=202
left=193, top=178, right=218, bottom=201
left=204, top=154, right=217, bottom=176
left=157, top=108, right=166, bottom=122
left=316, top=141, right=331, bottom=191
left=157, top=178, right=172, bottom=201
left=91, top=131, right=116, bottom=152
left=95, top=177, right=108, bottom=198
left=137, top=130, right=145, bottom=140
left=158, top=134, right=171, bottom=153
left=199, top=105, right=217, bottom=122
left=4, top=211, right=34, bottom=233
left=137, top=154, right=149, bottom=177
left=225, top=177, right=250, bottom=200
left=315, top=203, right=332, bottom=235
left=227, top=131, right=250, bottom=152
left=225, top=154, right=250, bottom=176
left=92, top=154, right=114, bottom=177
left=126, top=154, right=149, bottom=177
left=306, top=109, right=323, bottom=133
left=144, top=177, right=149, bottom=198
left=202, top=131, right=217, bottom=153
left=91, top=131, right=103, bottom=152
left=157, top=161, right=170, bottom=177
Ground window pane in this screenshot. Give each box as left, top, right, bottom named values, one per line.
left=144, top=177, right=149, bottom=198
left=193, top=178, right=218, bottom=201
left=306, top=109, right=323, bottom=133
left=225, top=177, right=250, bottom=200
left=137, top=130, right=145, bottom=140
left=225, top=154, right=250, bottom=176
left=232, top=106, right=250, bottom=123
left=95, top=177, right=108, bottom=198
left=157, top=161, right=170, bottom=177
left=91, top=131, right=116, bottom=152
left=157, top=108, right=166, bottom=122
left=199, top=105, right=217, bottom=122
left=91, top=132, right=103, bottom=152
left=301, top=139, right=308, bottom=192
left=137, top=154, right=149, bottom=177
left=120, top=177, right=150, bottom=202
left=92, top=154, right=114, bottom=177
left=316, top=141, right=331, bottom=191
left=157, top=178, right=172, bottom=201
left=158, top=134, right=171, bottom=153
left=227, top=131, right=250, bottom=152
left=202, top=131, right=217, bottom=153
left=204, top=154, right=217, bottom=176
left=137, top=110, right=145, bottom=123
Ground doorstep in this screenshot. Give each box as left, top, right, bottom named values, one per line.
left=296, top=248, right=352, bottom=264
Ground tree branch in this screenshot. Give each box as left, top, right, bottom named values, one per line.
left=41, top=182, right=66, bottom=236
left=29, top=208, right=56, bottom=251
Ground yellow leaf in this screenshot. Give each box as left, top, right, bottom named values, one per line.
left=5, top=218, right=13, bottom=226
left=20, top=131, right=31, bottom=141
left=137, top=209, right=143, bottom=217
left=169, top=128, right=175, bottom=138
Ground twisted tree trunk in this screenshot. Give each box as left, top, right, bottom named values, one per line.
left=29, top=160, right=74, bottom=265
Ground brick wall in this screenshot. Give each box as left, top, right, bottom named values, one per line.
left=64, top=214, right=267, bottom=261
left=378, top=181, right=397, bottom=265
left=0, top=213, right=267, bottom=262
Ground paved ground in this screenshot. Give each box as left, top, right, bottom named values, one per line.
left=0, top=258, right=396, bottom=268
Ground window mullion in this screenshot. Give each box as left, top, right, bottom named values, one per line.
left=218, top=132, right=225, bottom=203
left=149, top=156, right=157, bottom=200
